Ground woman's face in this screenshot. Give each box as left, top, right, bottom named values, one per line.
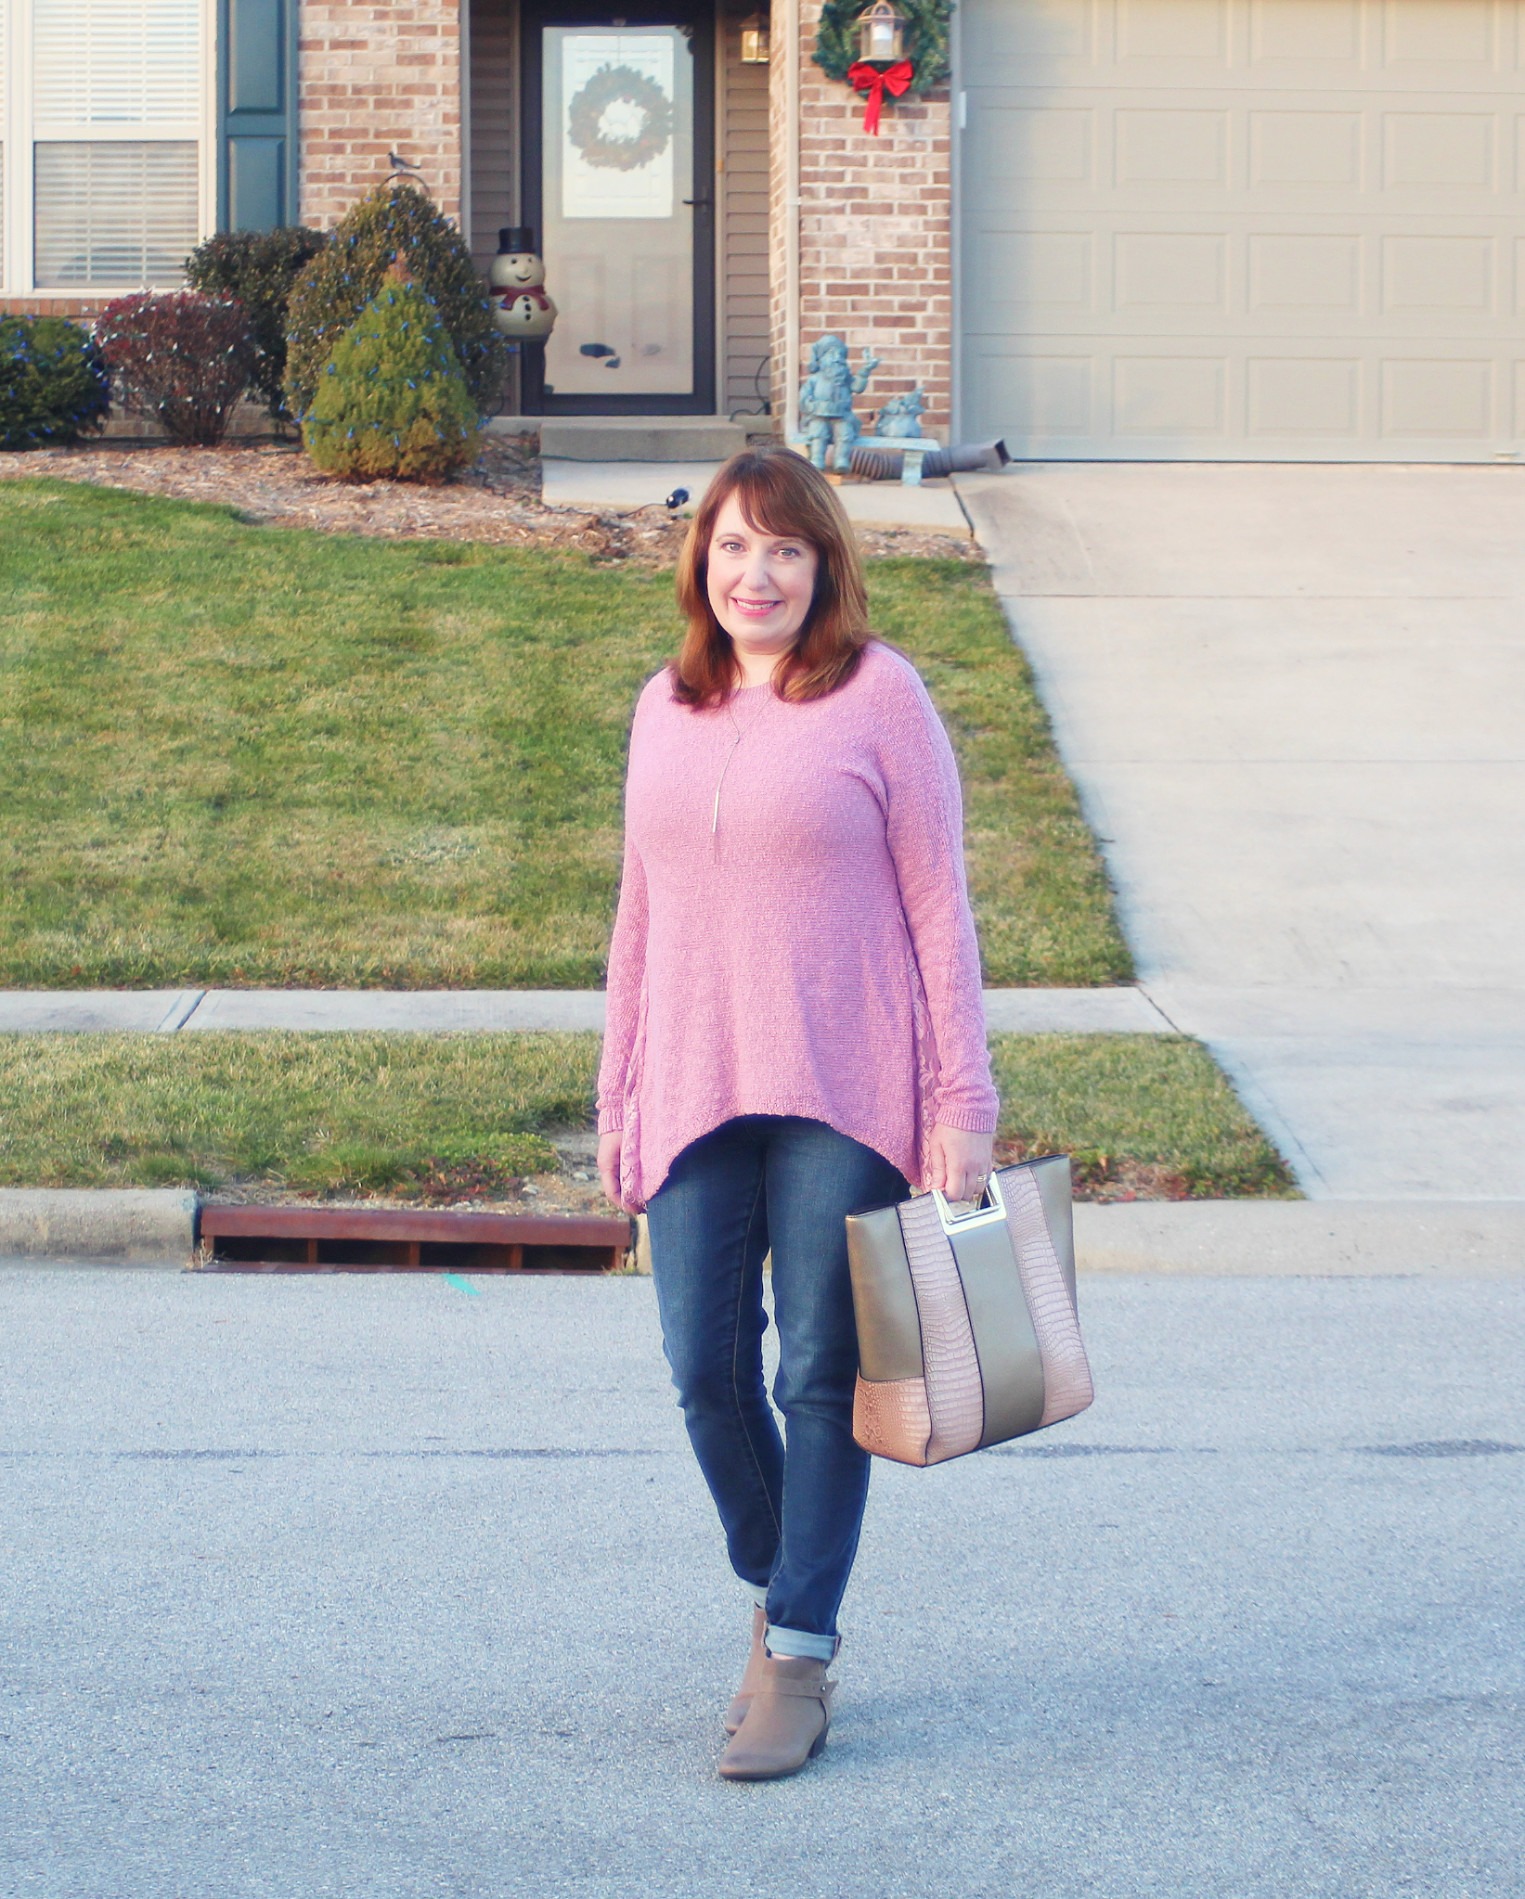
left=705, top=492, right=820, bottom=659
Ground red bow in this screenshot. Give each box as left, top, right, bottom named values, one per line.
left=846, top=58, right=914, bottom=135
left=503, top=284, right=552, bottom=309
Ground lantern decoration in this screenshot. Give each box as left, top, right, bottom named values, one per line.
left=488, top=227, right=557, bottom=343
left=739, top=9, right=770, bottom=63
left=811, top=0, right=953, bottom=135
left=856, top=0, right=905, bottom=61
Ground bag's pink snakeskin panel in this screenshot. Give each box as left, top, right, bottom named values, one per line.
left=1001, top=1166, right=1094, bottom=1428
left=853, top=1374, right=933, bottom=1466
left=897, top=1193, right=984, bottom=1462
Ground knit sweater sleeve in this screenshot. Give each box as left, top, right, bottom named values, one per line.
left=877, top=659, right=1000, bottom=1134
left=596, top=683, right=659, bottom=1137
left=596, top=829, right=648, bottom=1135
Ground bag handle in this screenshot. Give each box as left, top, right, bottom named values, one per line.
left=930, top=1171, right=1007, bottom=1236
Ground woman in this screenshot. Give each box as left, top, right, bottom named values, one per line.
left=597, top=444, right=997, bottom=1781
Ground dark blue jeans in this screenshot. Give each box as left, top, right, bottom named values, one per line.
left=644, top=1115, right=909, bottom=1660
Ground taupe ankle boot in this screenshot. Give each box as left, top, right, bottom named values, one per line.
left=717, top=1652, right=835, bottom=1781
left=724, top=1606, right=768, bottom=1735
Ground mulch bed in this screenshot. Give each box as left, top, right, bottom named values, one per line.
left=0, top=436, right=982, bottom=567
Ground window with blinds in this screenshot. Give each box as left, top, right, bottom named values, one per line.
left=2, top=0, right=206, bottom=290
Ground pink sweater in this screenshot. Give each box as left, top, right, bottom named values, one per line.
left=596, top=639, right=999, bottom=1209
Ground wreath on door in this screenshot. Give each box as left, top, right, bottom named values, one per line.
left=566, top=63, right=674, bottom=171
left=811, top=0, right=953, bottom=96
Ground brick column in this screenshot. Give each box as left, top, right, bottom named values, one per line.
left=769, top=0, right=953, bottom=439
left=298, top=0, right=465, bottom=229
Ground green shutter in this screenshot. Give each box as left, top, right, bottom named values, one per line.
left=218, top=0, right=298, bottom=231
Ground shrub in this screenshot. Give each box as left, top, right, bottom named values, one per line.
left=285, top=180, right=506, bottom=418
left=95, top=293, right=255, bottom=446
left=184, top=226, right=329, bottom=423
left=0, top=315, right=111, bottom=450
left=302, top=260, right=483, bottom=483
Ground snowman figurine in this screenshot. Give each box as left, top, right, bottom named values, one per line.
left=489, top=226, right=557, bottom=341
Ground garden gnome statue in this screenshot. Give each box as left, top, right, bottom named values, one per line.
left=876, top=386, right=927, bottom=438
left=489, top=227, right=557, bottom=341
left=799, top=334, right=880, bottom=470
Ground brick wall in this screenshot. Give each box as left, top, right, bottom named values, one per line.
left=298, top=0, right=464, bottom=229
left=769, top=0, right=953, bottom=438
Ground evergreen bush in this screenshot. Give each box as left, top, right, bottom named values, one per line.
left=302, top=260, right=483, bottom=483
left=184, top=226, right=329, bottom=422
left=285, top=181, right=506, bottom=418
left=95, top=293, right=255, bottom=446
left=0, top=315, right=111, bottom=450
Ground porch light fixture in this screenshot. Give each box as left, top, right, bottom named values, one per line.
left=856, top=0, right=906, bottom=63
left=739, top=10, right=771, bottom=62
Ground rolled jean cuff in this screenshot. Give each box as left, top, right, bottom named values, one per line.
left=741, top=1578, right=770, bottom=1611
left=765, top=1622, right=839, bottom=1663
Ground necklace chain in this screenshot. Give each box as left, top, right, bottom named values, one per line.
left=711, top=689, right=764, bottom=837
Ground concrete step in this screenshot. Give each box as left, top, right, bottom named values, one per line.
left=537, top=415, right=748, bottom=462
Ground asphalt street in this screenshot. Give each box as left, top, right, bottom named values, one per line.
left=3, top=1266, right=1522, bottom=1898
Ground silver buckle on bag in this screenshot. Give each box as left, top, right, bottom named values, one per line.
left=931, top=1171, right=1007, bottom=1235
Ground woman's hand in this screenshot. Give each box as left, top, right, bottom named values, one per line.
left=925, top=1125, right=995, bottom=1204
left=598, top=1130, right=640, bottom=1215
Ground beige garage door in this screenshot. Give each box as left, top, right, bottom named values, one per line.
left=958, top=0, right=1525, bottom=459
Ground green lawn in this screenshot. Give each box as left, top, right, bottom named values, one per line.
left=0, top=1033, right=1293, bottom=1200
left=0, top=480, right=1130, bottom=988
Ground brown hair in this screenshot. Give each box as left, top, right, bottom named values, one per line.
left=671, top=445, right=871, bottom=707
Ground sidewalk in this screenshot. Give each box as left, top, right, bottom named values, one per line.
left=540, top=456, right=972, bottom=532
left=956, top=464, right=1525, bottom=1203
left=0, top=986, right=1172, bottom=1034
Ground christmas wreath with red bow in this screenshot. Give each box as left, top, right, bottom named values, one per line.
left=812, top=0, right=953, bottom=134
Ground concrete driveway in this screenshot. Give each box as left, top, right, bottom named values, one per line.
left=957, top=465, right=1525, bottom=1200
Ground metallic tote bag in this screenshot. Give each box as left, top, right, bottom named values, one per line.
left=846, top=1156, right=1094, bottom=1466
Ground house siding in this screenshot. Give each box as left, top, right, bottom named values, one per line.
left=720, top=10, right=772, bottom=419
left=468, top=0, right=517, bottom=271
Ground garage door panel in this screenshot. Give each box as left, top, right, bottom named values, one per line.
left=1114, top=354, right=1228, bottom=433
left=1248, top=234, right=1361, bottom=313
left=1115, top=231, right=1228, bottom=308
left=1115, top=107, right=1230, bottom=183
left=1383, top=112, right=1497, bottom=191
left=1250, top=0, right=1362, bottom=66
left=965, top=225, right=1098, bottom=318
left=1381, top=359, right=1495, bottom=436
left=1249, top=110, right=1364, bottom=186
left=959, top=0, right=1525, bottom=459
left=1247, top=357, right=1362, bottom=435
left=1380, top=0, right=1502, bottom=69
left=1116, top=0, right=1230, bottom=63
left=962, top=102, right=1096, bottom=202
left=1382, top=235, right=1497, bottom=315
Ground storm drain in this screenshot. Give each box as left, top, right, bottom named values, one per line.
left=197, top=1205, right=633, bottom=1275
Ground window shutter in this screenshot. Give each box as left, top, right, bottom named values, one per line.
left=218, top=0, right=297, bottom=231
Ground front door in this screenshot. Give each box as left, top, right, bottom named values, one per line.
left=520, top=0, right=716, bottom=414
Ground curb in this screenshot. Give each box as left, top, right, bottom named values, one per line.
left=0, top=1189, right=197, bottom=1265
left=5, top=1191, right=1523, bottom=1276
left=1073, top=1199, right=1525, bottom=1277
